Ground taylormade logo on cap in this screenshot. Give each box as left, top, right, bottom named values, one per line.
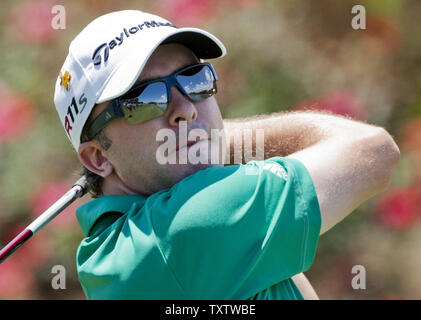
left=53, top=10, right=226, bottom=151
left=92, top=20, right=177, bottom=66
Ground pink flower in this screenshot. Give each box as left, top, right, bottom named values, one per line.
left=0, top=258, right=35, bottom=299
left=155, top=0, right=219, bottom=26
left=9, top=0, right=59, bottom=44
left=29, top=180, right=79, bottom=230
left=294, top=90, right=366, bottom=120
left=0, top=89, right=36, bottom=144
left=375, top=188, right=421, bottom=230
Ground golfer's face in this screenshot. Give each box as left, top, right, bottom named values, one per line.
left=97, top=44, right=225, bottom=195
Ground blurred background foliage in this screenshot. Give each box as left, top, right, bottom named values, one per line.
left=0, top=0, right=420, bottom=299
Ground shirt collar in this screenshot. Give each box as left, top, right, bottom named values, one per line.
left=76, top=194, right=146, bottom=236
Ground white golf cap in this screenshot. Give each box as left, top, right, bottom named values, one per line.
left=54, top=10, right=226, bottom=151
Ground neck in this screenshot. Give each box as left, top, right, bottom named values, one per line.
left=101, top=172, right=138, bottom=196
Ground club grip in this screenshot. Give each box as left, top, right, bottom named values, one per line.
left=0, top=229, right=33, bottom=264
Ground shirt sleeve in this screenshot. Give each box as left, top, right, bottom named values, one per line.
left=148, top=156, right=321, bottom=299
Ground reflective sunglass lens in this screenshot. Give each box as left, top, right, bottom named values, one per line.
left=177, top=65, right=217, bottom=102
left=121, top=81, right=167, bottom=124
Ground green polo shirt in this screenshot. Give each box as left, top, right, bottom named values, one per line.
left=76, top=157, right=321, bottom=299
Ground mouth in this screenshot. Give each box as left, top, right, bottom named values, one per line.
left=176, top=139, right=203, bottom=152
left=175, top=139, right=209, bottom=152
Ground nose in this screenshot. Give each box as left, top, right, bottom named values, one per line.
left=167, top=86, right=198, bottom=127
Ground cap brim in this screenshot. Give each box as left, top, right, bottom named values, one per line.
left=162, top=28, right=226, bottom=59
left=97, top=27, right=226, bottom=104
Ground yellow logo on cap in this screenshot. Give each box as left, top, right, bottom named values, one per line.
left=59, top=71, right=71, bottom=91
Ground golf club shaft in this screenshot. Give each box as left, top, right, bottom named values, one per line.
left=0, top=176, right=89, bottom=264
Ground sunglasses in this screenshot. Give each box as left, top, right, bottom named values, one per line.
left=85, top=62, right=218, bottom=141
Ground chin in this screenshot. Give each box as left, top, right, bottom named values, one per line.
left=169, top=162, right=215, bottom=184
left=182, top=162, right=214, bottom=176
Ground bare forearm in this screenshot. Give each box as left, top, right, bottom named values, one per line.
left=224, top=110, right=383, bottom=163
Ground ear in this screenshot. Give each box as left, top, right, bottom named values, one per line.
left=78, top=140, right=113, bottom=178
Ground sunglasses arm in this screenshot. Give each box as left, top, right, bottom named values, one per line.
left=86, top=100, right=124, bottom=141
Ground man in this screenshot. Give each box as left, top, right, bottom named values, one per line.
left=54, top=10, right=400, bottom=299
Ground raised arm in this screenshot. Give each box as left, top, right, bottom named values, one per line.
left=223, top=110, right=400, bottom=234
